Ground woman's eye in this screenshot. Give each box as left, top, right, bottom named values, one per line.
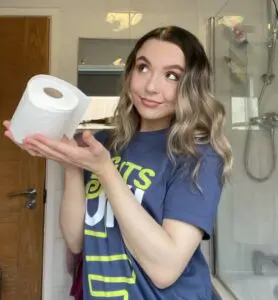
left=166, top=72, right=179, bottom=81
left=137, top=64, right=148, bottom=73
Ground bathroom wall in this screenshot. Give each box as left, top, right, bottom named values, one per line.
left=0, top=0, right=272, bottom=299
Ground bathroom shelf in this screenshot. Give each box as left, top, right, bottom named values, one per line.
left=78, top=65, right=124, bottom=73
left=77, top=123, right=114, bottom=130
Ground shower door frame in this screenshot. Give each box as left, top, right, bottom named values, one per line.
left=207, top=16, right=239, bottom=300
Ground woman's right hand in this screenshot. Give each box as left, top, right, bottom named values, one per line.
left=2, top=120, right=86, bottom=170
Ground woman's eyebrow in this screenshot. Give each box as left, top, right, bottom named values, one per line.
left=136, top=55, right=150, bottom=64
left=136, top=55, right=184, bottom=72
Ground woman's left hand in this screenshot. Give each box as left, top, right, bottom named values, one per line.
left=22, top=130, right=111, bottom=175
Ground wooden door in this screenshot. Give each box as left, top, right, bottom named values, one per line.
left=0, top=17, right=50, bottom=300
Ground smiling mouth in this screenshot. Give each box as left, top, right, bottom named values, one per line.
left=140, top=97, right=161, bottom=107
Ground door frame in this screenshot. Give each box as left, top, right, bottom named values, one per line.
left=0, top=8, right=60, bottom=300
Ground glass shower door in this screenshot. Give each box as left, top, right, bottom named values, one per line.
left=209, top=9, right=278, bottom=300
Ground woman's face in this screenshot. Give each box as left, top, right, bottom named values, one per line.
left=129, top=39, right=185, bottom=132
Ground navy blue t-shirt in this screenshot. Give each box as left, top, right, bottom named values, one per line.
left=83, top=129, right=223, bottom=300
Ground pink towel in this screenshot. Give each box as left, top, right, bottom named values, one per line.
left=67, top=250, right=83, bottom=300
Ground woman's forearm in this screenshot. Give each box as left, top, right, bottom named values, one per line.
left=96, top=161, right=178, bottom=286
left=60, top=166, right=85, bottom=254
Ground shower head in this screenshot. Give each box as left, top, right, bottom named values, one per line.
left=261, top=1, right=278, bottom=87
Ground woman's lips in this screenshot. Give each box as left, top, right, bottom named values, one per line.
left=140, top=97, right=161, bottom=108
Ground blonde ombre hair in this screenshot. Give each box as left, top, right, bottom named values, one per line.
left=109, top=26, right=232, bottom=182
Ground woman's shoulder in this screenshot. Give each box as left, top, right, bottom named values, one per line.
left=196, top=142, right=220, bottom=159
left=175, top=143, right=220, bottom=164
left=172, top=143, right=223, bottom=178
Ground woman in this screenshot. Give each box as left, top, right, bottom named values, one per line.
left=4, top=26, right=232, bottom=299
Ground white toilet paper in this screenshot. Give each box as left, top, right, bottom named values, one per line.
left=10, top=74, right=91, bottom=143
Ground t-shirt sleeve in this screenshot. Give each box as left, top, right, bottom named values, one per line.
left=163, top=146, right=223, bottom=240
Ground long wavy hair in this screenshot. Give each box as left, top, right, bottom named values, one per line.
left=109, top=26, right=232, bottom=182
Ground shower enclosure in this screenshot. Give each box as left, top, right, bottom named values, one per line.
left=208, top=0, right=278, bottom=299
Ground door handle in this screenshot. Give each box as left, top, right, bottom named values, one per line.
left=8, top=188, right=36, bottom=197
left=7, top=188, right=37, bottom=209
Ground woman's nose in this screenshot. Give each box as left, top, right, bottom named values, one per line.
left=145, top=75, right=159, bottom=94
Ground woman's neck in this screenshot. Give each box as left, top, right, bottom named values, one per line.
left=139, top=117, right=171, bottom=132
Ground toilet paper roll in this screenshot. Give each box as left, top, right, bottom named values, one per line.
left=10, top=74, right=91, bottom=143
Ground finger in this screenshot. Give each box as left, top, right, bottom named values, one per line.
left=4, top=130, right=14, bottom=140
left=27, top=145, right=64, bottom=160
left=23, top=143, right=43, bottom=156
left=24, top=137, right=70, bottom=162
left=4, top=130, right=15, bottom=142
left=4, top=130, right=25, bottom=150
left=74, top=132, right=87, bottom=147
left=25, top=143, right=74, bottom=165
left=28, top=146, right=59, bottom=160
left=4, top=128, right=17, bottom=144
left=25, top=135, right=87, bottom=168
left=82, top=131, right=103, bottom=153
left=26, top=148, right=43, bottom=157
left=26, top=134, right=76, bottom=154
left=3, top=120, right=11, bottom=130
